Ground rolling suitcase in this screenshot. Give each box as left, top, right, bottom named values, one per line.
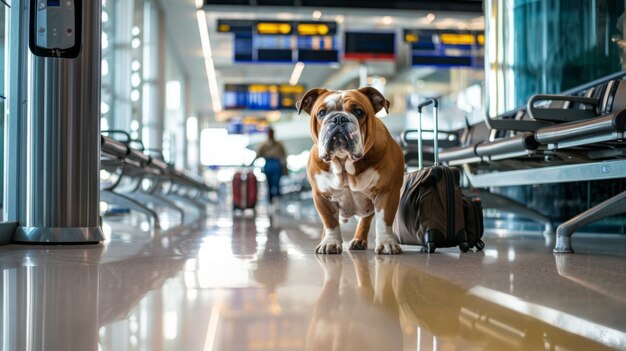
left=233, top=170, right=258, bottom=211
left=462, top=195, right=485, bottom=250
left=393, top=98, right=471, bottom=253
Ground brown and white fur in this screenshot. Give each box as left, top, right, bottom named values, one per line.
left=296, top=87, right=405, bottom=254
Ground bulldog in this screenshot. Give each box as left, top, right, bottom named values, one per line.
left=296, top=87, right=404, bottom=254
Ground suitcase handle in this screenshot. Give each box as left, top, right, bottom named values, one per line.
left=416, top=98, right=439, bottom=169
left=417, top=98, right=439, bottom=112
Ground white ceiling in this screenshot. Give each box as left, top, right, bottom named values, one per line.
left=156, top=1, right=484, bottom=120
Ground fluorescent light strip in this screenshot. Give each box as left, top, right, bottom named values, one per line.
left=289, top=62, right=305, bottom=86
left=196, top=10, right=222, bottom=113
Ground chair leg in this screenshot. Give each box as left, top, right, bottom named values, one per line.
left=167, top=193, right=206, bottom=212
left=554, top=191, right=626, bottom=254
left=100, top=190, right=160, bottom=229
left=131, top=192, right=185, bottom=224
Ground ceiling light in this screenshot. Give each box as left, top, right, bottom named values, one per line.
left=426, top=13, right=436, bottom=23
left=195, top=0, right=204, bottom=9
left=289, top=62, right=305, bottom=86
left=312, top=10, right=322, bottom=20
left=131, top=89, right=140, bottom=102
left=131, top=73, right=142, bottom=87
left=196, top=10, right=222, bottom=113
left=101, top=59, right=109, bottom=76
left=101, top=32, right=109, bottom=49
left=381, top=16, right=393, bottom=25
left=335, top=15, right=344, bottom=24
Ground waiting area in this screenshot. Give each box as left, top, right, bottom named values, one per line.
left=0, top=0, right=625, bottom=350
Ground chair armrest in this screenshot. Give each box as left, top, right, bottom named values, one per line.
left=527, top=94, right=599, bottom=122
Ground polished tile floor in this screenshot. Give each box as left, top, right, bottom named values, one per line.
left=1, top=201, right=626, bottom=351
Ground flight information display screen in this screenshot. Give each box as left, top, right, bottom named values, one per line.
left=404, top=29, right=484, bottom=68
left=223, top=84, right=305, bottom=110
left=218, top=19, right=339, bottom=63
left=344, top=32, right=396, bottom=60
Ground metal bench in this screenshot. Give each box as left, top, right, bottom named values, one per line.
left=100, top=131, right=213, bottom=230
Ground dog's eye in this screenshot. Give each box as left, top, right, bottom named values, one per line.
left=318, top=109, right=327, bottom=118
left=353, top=108, right=364, bottom=117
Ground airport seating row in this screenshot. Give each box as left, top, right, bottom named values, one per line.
left=401, top=70, right=626, bottom=253
left=100, top=130, right=214, bottom=229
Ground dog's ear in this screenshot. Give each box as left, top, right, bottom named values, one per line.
left=296, top=88, right=327, bottom=115
left=358, top=87, right=390, bottom=114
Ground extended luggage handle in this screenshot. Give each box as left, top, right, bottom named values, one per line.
left=417, top=98, right=439, bottom=169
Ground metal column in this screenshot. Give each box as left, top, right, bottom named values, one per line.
left=10, top=0, right=104, bottom=243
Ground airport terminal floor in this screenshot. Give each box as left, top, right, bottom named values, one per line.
left=3, top=0, right=626, bottom=350
left=2, top=199, right=626, bottom=351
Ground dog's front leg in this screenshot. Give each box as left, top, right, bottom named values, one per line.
left=313, top=192, right=343, bottom=254
left=349, top=214, right=374, bottom=250
left=373, top=192, right=402, bottom=254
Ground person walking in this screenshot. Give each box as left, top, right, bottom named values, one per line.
left=255, top=128, right=288, bottom=206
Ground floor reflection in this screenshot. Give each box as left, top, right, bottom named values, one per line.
left=1, top=207, right=625, bottom=351
left=0, top=247, right=103, bottom=351
left=307, top=254, right=403, bottom=351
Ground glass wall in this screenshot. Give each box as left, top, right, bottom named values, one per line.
left=485, top=0, right=626, bottom=232
left=101, top=0, right=187, bottom=168
left=164, top=46, right=188, bottom=169
left=0, top=3, right=6, bottom=209
left=486, top=0, right=626, bottom=115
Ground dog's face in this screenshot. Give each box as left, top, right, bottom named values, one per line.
left=296, top=87, right=390, bottom=162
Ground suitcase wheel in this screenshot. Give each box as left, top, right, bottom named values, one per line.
left=426, top=241, right=436, bottom=253
left=475, top=240, right=485, bottom=251
left=459, top=241, right=470, bottom=253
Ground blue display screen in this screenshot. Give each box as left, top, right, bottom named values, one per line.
left=48, top=0, right=61, bottom=6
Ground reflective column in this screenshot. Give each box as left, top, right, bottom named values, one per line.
left=11, top=0, right=104, bottom=243
left=0, top=248, right=102, bottom=350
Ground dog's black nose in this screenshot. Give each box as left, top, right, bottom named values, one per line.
left=329, top=115, right=350, bottom=126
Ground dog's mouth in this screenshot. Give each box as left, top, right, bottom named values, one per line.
left=320, top=130, right=363, bottom=162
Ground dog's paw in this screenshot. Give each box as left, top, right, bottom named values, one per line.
left=316, top=238, right=343, bottom=254
left=348, top=239, right=368, bottom=250
left=375, top=239, right=402, bottom=255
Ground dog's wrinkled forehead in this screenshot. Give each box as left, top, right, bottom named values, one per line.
left=318, top=90, right=370, bottom=113
left=322, top=92, right=346, bottom=111
left=296, top=87, right=389, bottom=116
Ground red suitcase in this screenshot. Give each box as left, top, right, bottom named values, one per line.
left=232, top=171, right=258, bottom=211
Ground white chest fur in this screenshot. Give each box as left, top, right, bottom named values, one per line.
left=314, top=167, right=379, bottom=218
